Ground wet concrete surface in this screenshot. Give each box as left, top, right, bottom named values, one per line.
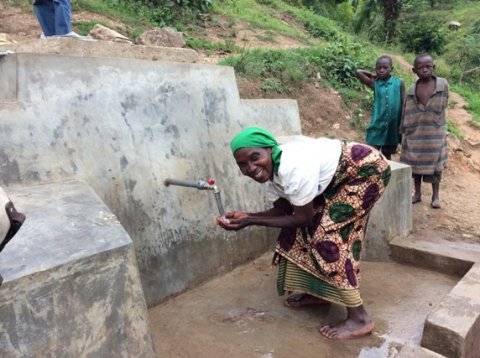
left=149, top=253, right=457, bottom=357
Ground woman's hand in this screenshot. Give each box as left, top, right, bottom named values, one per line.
left=216, top=211, right=250, bottom=231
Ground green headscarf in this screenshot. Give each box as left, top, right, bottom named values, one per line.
left=230, top=127, right=282, bottom=175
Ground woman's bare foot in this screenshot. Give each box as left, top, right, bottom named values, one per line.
left=319, top=318, right=374, bottom=339
left=319, top=305, right=374, bottom=339
left=284, top=293, right=329, bottom=308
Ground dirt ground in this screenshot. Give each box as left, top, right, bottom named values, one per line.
left=1, top=2, right=479, bottom=243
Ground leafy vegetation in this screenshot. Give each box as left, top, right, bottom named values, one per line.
left=398, top=15, right=447, bottom=55
left=220, top=37, right=377, bottom=94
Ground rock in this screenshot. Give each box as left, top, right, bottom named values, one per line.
left=135, top=27, right=186, bottom=48
left=0, top=33, right=15, bottom=45
left=448, top=21, right=461, bottom=30
left=88, top=24, right=132, bottom=44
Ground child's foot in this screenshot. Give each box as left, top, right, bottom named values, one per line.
left=412, top=193, right=422, bottom=204
left=431, top=199, right=441, bottom=209
left=319, top=318, right=375, bottom=340
left=284, top=293, right=329, bottom=308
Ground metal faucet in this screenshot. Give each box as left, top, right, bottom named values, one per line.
left=164, top=178, right=225, bottom=216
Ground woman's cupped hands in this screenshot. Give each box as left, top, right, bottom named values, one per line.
left=216, top=211, right=250, bottom=231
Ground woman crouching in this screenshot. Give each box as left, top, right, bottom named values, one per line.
left=216, top=127, right=390, bottom=339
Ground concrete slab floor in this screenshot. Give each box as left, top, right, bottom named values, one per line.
left=149, top=253, right=457, bottom=358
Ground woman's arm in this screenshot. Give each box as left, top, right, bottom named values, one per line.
left=217, top=199, right=314, bottom=231
left=249, top=197, right=294, bottom=217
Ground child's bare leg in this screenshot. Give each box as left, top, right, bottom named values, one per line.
left=319, top=305, right=374, bottom=340
left=431, top=182, right=441, bottom=208
left=412, top=176, right=422, bottom=203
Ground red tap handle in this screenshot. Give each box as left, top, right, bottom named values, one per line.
left=207, top=178, right=215, bottom=185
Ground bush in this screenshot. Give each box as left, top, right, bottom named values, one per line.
left=433, top=57, right=452, bottom=80
left=316, top=38, right=373, bottom=89
left=304, top=17, right=338, bottom=40
left=398, top=16, right=447, bottom=55
left=220, top=37, right=376, bottom=94
left=471, top=18, right=480, bottom=34
left=220, top=48, right=312, bottom=93
left=444, top=34, right=480, bottom=87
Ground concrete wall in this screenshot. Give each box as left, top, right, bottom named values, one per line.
left=0, top=52, right=412, bottom=309
left=0, top=53, right=301, bottom=306
left=0, top=181, right=154, bottom=357
left=365, top=161, right=412, bottom=261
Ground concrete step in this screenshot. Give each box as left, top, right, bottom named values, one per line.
left=421, top=263, right=480, bottom=358
left=396, top=344, right=445, bottom=357
left=390, top=231, right=480, bottom=357
left=390, top=231, right=480, bottom=276
left=0, top=37, right=198, bottom=63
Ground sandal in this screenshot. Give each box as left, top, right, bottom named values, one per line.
left=284, top=293, right=329, bottom=308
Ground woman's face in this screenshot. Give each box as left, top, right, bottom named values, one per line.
left=234, top=147, right=273, bottom=183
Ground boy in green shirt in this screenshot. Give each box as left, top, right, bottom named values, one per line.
left=356, top=55, right=405, bottom=160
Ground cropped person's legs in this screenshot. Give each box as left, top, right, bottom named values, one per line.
left=53, top=0, right=72, bottom=35
left=33, top=0, right=56, bottom=36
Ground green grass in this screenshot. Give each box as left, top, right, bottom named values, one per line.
left=212, top=0, right=311, bottom=43
left=211, top=0, right=342, bottom=44
left=447, top=118, right=463, bottom=139
left=452, top=84, right=480, bottom=128
left=186, top=38, right=242, bottom=55
left=255, top=31, right=277, bottom=44
left=72, top=19, right=110, bottom=36
left=219, top=40, right=377, bottom=94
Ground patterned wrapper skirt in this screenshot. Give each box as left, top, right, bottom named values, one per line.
left=275, top=141, right=391, bottom=307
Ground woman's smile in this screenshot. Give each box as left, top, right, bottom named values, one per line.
left=234, top=147, right=273, bottom=183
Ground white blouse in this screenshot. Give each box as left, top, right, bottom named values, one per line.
left=264, top=136, right=342, bottom=206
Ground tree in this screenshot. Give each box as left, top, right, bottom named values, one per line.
left=383, top=0, right=402, bottom=41
left=354, top=0, right=403, bottom=43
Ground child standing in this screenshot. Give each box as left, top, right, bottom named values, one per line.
left=400, top=54, right=449, bottom=209
left=356, top=55, right=405, bottom=160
